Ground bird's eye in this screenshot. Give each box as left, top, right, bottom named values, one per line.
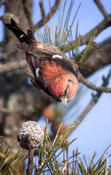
left=68, top=79, right=76, bottom=86
left=68, top=79, right=73, bottom=83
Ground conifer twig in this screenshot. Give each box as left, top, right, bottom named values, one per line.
left=93, top=0, right=108, bottom=18
left=79, top=71, right=111, bottom=93
left=26, top=149, right=34, bottom=175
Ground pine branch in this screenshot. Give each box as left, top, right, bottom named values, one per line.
left=62, top=14, right=111, bottom=52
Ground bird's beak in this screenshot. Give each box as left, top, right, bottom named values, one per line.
left=61, top=96, right=68, bottom=105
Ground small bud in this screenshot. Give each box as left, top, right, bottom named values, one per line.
left=17, top=121, right=44, bottom=150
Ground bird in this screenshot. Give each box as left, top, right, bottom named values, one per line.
left=3, top=17, right=79, bottom=105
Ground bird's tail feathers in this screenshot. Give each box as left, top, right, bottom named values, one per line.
left=4, top=18, right=35, bottom=44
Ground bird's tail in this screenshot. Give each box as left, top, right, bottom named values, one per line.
left=4, top=18, right=35, bottom=44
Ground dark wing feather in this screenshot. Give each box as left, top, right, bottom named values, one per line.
left=17, top=43, right=53, bottom=96
left=17, top=43, right=78, bottom=78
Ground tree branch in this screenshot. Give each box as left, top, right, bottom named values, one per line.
left=22, top=0, right=33, bottom=27
left=62, top=14, right=111, bottom=52
left=81, top=38, right=111, bottom=77
left=93, top=0, right=108, bottom=18
left=34, top=0, right=60, bottom=29
left=79, top=71, right=111, bottom=93
left=39, top=0, right=46, bottom=19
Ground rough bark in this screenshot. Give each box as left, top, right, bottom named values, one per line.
left=0, top=0, right=53, bottom=138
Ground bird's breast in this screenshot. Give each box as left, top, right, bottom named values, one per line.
left=41, top=61, right=66, bottom=82
left=41, top=61, right=79, bottom=98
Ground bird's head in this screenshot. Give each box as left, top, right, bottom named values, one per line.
left=49, top=71, right=79, bottom=105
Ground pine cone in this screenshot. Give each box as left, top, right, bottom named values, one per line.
left=17, top=121, right=44, bottom=150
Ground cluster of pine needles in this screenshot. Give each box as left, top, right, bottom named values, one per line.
left=0, top=124, right=111, bottom=175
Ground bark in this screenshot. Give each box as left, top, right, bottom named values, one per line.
left=0, top=0, right=53, bottom=138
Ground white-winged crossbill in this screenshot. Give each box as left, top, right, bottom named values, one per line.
left=4, top=19, right=79, bottom=105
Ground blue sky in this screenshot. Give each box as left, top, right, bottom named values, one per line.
left=0, top=0, right=111, bottom=162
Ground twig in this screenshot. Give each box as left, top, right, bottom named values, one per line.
left=22, top=0, right=33, bottom=27
left=72, top=69, right=111, bottom=130
left=93, top=0, right=108, bottom=18
left=39, top=0, right=46, bottom=19
left=0, top=59, right=27, bottom=73
left=79, top=72, right=111, bottom=93
left=72, top=96, right=99, bottom=130
left=26, top=149, right=34, bottom=175
left=34, top=0, right=60, bottom=29
left=62, top=14, right=111, bottom=52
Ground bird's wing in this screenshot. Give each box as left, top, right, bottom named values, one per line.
left=17, top=43, right=78, bottom=78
